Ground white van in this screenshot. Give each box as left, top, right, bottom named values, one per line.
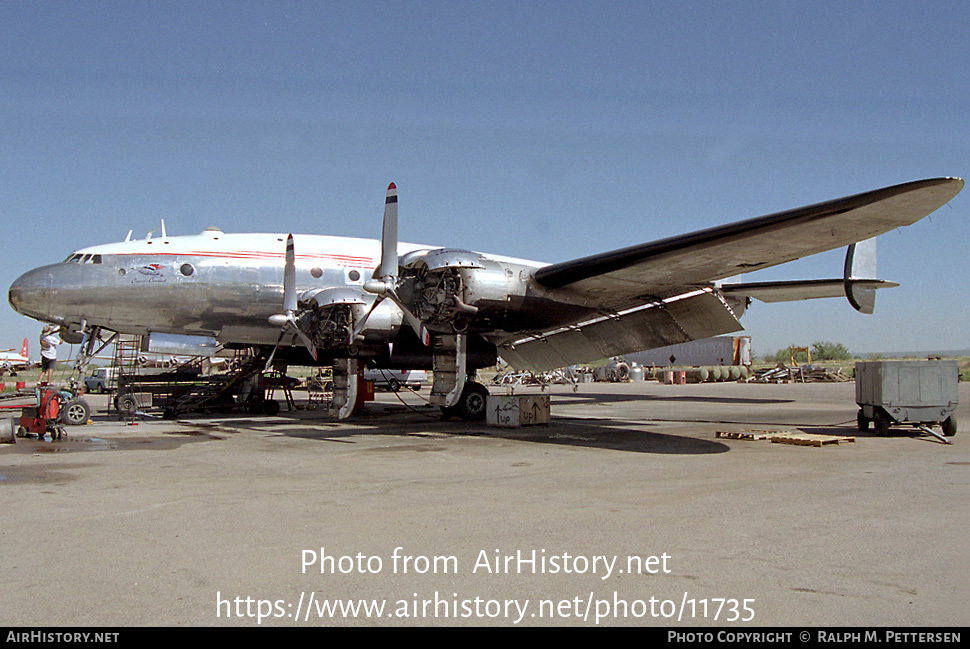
left=362, top=369, right=428, bottom=392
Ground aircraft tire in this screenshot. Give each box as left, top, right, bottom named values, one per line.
left=441, top=382, right=489, bottom=421
left=61, top=398, right=90, bottom=426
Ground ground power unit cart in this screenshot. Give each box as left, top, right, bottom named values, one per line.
left=856, top=360, right=958, bottom=440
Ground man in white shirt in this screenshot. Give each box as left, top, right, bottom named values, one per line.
left=38, top=325, right=61, bottom=385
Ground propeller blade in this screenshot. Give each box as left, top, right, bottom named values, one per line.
left=288, top=313, right=318, bottom=361
left=264, top=331, right=285, bottom=372
left=385, top=289, right=430, bottom=346
left=348, top=296, right=385, bottom=345
left=356, top=183, right=429, bottom=347
left=267, top=234, right=318, bottom=363
left=283, top=234, right=297, bottom=313
left=377, top=183, right=398, bottom=281
left=263, top=349, right=277, bottom=373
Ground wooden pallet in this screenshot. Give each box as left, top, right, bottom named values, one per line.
left=716, top=429, right=855, bottom=446
left=770, top=432, right=855, bottom=447
left=716, top=429, right=798, bottom=441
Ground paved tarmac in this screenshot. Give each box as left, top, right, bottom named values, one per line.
left=1, top=380, right=967, bottom=627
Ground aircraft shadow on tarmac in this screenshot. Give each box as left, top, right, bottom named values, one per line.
left=153, top=412, right=944, bottom=447
left=195, top=407, right=733, bottom=456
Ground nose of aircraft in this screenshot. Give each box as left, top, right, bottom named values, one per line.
left=8, top=266, right=52, bottom=321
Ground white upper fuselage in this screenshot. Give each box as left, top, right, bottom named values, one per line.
left=75, top=229, right=544, bottom=270
left=10, top=229, right=548, bottom=348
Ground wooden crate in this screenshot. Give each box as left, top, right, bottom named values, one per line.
left=486, top=394, right=550, bottom=428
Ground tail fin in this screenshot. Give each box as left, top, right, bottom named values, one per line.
left=20, top=338, right=28, bottom=358
left=843, top=237, right=877, bottom=314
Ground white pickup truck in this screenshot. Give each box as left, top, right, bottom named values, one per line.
left=84, top=366, right=120, bottom=393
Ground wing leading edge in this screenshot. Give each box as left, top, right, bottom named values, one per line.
left=532, top=177, right=963, bottom=311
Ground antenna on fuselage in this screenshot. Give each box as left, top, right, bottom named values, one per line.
left=124, top=230, right=132, bottom=242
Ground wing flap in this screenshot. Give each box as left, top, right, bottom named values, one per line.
left=532, top=178, right=962, bottom=310
left=498, top=289, right=743, bottom=371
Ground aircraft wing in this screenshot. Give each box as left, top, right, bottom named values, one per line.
left=498, top=178, right=962, bottom=371
left=532, top=177, right=963, bottom=311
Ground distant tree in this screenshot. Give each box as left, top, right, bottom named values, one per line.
left=775, top=345, right=811, bottom=365
left=811, top=341, right=852, bottom=361
left=772, top=342, right=851, bottom=364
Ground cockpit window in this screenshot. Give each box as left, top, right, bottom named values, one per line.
left=63, top=253, right=104, bottom=264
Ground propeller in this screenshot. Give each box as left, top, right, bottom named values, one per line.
left=266, top=234, right=318, bottom=370
left=349, top=183, right=430, bottom=346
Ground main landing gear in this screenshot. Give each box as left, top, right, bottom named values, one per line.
left=330, top=333, right=490, bottom=422
left=440, top=381, right=489, bottom=421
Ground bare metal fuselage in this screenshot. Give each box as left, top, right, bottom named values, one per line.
left=10, top=232, right=384, bottom=343
left=7, top=230, right=562, bottom=368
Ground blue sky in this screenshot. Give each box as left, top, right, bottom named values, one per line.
left=2, top=1, right=967, bottom=359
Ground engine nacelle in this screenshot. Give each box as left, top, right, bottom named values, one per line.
left=299, top=287, right=401, bottom=350
left=399, top=248, right=528, bottom=333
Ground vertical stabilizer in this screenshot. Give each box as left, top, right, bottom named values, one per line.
left=844, top=238, right=877, bottom=314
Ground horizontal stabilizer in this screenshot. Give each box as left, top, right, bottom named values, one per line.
left=719, top=236, right=894, bottom=314
left=720, top=278, right=898, bottom=304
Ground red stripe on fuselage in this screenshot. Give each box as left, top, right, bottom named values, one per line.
left=107, top=250, right=375, bottom=266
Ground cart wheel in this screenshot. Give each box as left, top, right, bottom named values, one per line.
left=61, top=398, right=91, bottom=426
left=941, top=415, right=957, bottom=437
left=873, top=409, right=892, bottom=436
left=857, top=410, right=870, bottom=432
left=15, top=426, right=27, bottom=438
left=117, top=393, right=138, bottom=417
left=262, top=399, right=281, bottom=416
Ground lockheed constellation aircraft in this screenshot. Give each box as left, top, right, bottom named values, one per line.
left=8, top=178, right=963, bottom=419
